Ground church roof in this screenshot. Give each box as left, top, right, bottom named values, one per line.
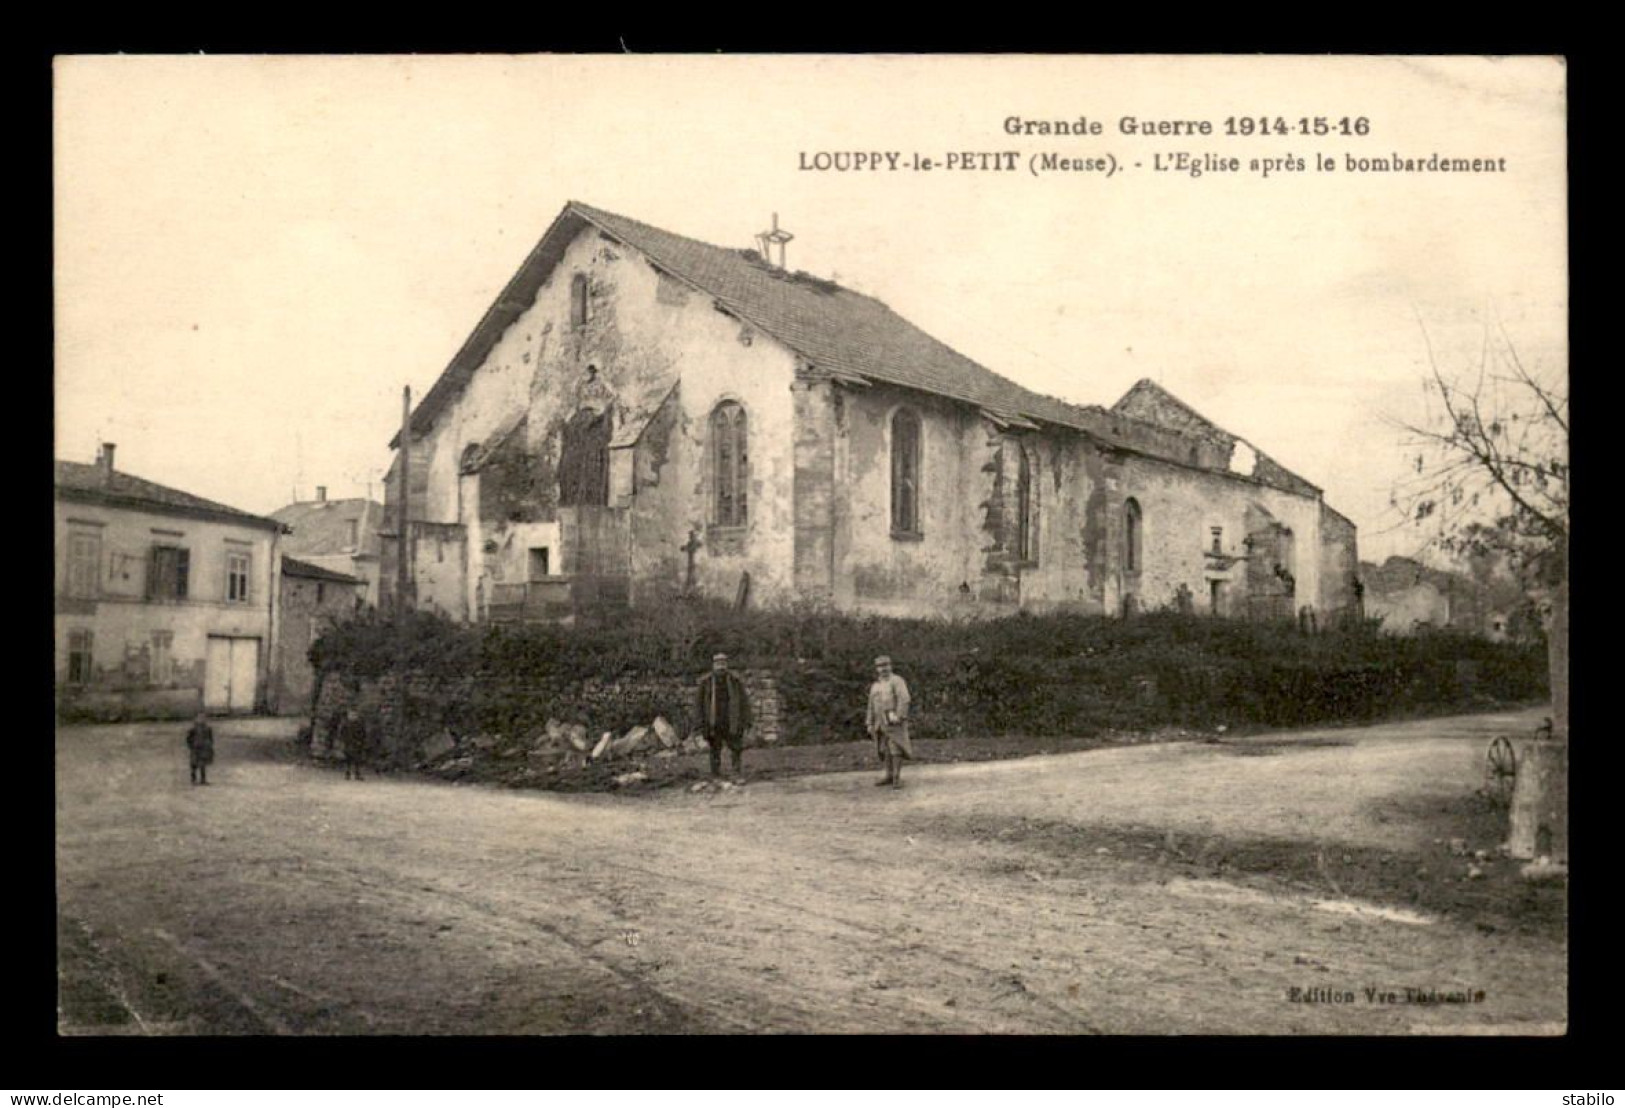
left=397, top=201, right=1326, bottom=499
left=1112, top=378, right=1321, bottom=498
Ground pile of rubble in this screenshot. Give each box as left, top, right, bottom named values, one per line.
left=418, top=715, right=709, bottom=787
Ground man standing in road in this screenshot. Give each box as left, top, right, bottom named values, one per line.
left=695, top=652, right=752, bottom=784
left=185, top=710, right=215, bottom=786
left=867, top=655, right=913, bottom=789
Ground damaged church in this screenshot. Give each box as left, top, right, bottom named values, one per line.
left=380, top=201, right=1360, bottom=623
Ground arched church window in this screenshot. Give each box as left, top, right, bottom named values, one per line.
left=558, top=407, right=611, bottom=506
left=712, top=401, right=749, bottom=527
left=1124, top=498, right=1143, bottom=573
left=891, top=409, right=922, bottom=536
left=570, top=273, right=590, bottom=329
left=1016, top=446, right=1037, bottom=562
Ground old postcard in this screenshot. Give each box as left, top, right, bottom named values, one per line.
left=53, top=54, right=1567, bottom=1037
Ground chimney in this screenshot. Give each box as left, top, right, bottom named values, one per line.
left=98, top=443, right=116, bottom=482
left=316, top=486, right=327, bottom=504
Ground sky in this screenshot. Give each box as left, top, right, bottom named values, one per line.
left=54, top=55, right=1567, bottom=564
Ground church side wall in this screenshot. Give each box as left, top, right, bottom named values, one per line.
left=1115, top=454, right=1324, bottom=618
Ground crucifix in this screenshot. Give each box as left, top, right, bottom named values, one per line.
left=681, top=528, right=703, bottom=591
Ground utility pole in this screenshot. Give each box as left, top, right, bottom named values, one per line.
left=398, top=385, right=413, bottom=613
left=395, top=385, right=412, bottom=768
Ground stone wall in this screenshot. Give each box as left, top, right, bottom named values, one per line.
left=310, top=666, right=783, bottom=755
left=570, top=669, right=782, bottom=746
left=275, top=573, right=364, bottom=714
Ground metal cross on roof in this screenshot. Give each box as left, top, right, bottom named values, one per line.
left=756, top=213, right=794, bottom=269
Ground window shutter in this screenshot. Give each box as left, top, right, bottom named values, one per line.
left=146, top=546, right=158, bottom=599
left=176, top=548, right=190, bottom=599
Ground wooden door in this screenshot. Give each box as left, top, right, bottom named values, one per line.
left=229, top=638, right=259, bottom=712
left=204, top=637, right=233, bottom=710
left=205, top=636, right=260, bottom=712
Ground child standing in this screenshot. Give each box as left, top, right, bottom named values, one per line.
left=185, top=711, right=215, bottom=786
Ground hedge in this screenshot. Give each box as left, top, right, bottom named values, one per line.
left=309, top=602, right=1549, bottom=755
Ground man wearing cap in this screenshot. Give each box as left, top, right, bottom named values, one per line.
left=867, top=655, right=913, bottom=789
left=695, top=652, right=753, bottom=783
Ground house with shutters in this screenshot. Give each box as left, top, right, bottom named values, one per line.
left=55, top=444, right=286, bottom=719
left=379, top=201, right=1360, bottom=623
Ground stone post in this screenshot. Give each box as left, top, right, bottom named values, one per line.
left=1508, top=575, right=1567, bottom=862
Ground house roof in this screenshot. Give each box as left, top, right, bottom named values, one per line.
left=55, top=461, right=284, bottom=531
left=269, top=497, right=384, bottom=557
left=281, top=556, right=364, bottom=584
left=396, top=201, right=1329, bottom=500
left=1360, top=555, right=1465, bottom=595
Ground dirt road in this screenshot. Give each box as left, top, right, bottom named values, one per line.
left=56, top=709, right=1565, bottom=1035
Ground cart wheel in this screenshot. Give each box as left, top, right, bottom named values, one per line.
left=1485, top=735, right=1517, bottom=804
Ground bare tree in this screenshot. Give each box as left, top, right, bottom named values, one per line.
left=1390, top=310, right=1568, bottom=591
left=1390, top=310, right=1567, bottom=861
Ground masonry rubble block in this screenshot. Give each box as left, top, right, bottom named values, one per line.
left=591, top=731, right=613, bottom=761
left=652, top=716, right=679, bottom=748
left=613, top=724, right=653, bottom=757
left=419, top=730, right=457, bottom=765
left=566, top=723, right=590, bottom=752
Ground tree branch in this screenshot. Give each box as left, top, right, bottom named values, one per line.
left=1409, top=307, right=1567, bottom=544
left=1496, top=311, right=1568, bottom=437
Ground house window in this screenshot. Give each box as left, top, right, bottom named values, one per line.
left=67, top=630, right=94, bottom=684
left=711, top=401, right=749, bottom=527
left=529, top=547, right=551, bottom=580
left=147, top=545, right=189, bottom=601
left=150, top=631, right=173, bottom=685
left=1015, top=446, right=1036, bottom=563
left=891, top=408, right=922, bottom=536
left=226, top=552, right=251, bottom=604
left=316, top=582, right=326, bottom=605
left=1210, top=526, right=1224, bottom=554
left=1124, top=498, right=1143, bottom=573
left=570, top=273, right=590, bottom=328
left=66, top=531, right=102, bottom=598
